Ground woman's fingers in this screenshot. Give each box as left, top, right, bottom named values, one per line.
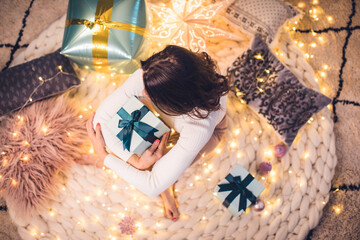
left=147, top=139, right=160, bottom=154
left=86, top=112, right=96, bottom=138
left=156, top=132, right=170, bottom=154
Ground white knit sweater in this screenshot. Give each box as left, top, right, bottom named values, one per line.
left=93, top=68, right=227, bottom=197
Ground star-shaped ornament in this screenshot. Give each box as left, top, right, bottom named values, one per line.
left=149, top=0, right=245, bottom=51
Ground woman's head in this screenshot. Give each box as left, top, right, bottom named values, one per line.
left=141, top=45, right=229, bottom=119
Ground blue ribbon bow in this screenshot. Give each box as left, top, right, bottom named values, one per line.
left=117, top=106, right=158, bottom=151
left=218, top=173, right=257, bottom=212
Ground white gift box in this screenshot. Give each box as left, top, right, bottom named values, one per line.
left=106, top=96, right=170, bottom=155
left=214, top=164, right=265, bottom=217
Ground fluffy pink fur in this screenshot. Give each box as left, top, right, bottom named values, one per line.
left=0, top=95, right=89, bottom=218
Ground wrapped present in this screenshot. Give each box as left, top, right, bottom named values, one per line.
left=214, top=165, right=265, bottom=217
left=106, top=96, right=170, bottom=155
left=61, top=0, right=149, bottom=74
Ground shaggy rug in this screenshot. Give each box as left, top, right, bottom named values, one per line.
left=0, top=0, right=359, bottom=239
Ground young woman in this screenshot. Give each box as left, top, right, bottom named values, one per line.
left=81, top=45, right=229, bottom=221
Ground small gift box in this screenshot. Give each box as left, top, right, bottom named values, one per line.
left=214, top=165, right=265, bottom=217
left=61, top=0, right=149, bottom=74
left=106, top=96, right=170, bottom=155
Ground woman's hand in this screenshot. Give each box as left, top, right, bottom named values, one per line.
left=128, top=132, right=170, bottom=170
left=86, top=112, right=108, bottom=165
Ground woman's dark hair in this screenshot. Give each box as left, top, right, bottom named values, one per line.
left=141, top=45, right=229, bottom=119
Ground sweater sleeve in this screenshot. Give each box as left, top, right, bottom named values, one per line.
left=103, top=118, right=215, bottom=198
left=92, top=68, right=144, bottom=162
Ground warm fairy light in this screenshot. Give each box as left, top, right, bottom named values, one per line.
left=41, top=125, right=48, bottom=134
left=89, top=148, right=94, bottom=154
left=288, top=170, right=292, bottom=174
left=12, top=132, right=17, bottom=137
left=195, top=175, right=200, bottom=181
left=315, top=78, right=319, bottom=82
left=23, top=140, right=30, bottom=146
left=79, top=115, right=83, bottom=118
left=62, top=187, right=66, bottom=191
left=297, top=2, right=305, bottom=8
left=154, top=112, right=160, bottom=117
left=333, top=205, right=342, bottom=214
left=230, top=141, right=237, bottom=148
left=22, top=154, right=29, bottom=161
left=49, top=210, right=55, bottom=217
left=254, top=137, right=258, bottom=141
left=85, top=196, right=91, bottom=201
left=112, top=185, right=118, bottom=190
left=254, top=53, right=263, bottom=60
left=204, top=168, right=209, bottom=173
left=312, top=0, right=318, bottom=4
left=189, top=183, right=194, bottom=187
left=237, top=151, right=243, bottom=158
left=215, top=148, right=221, bottom=154
left=135, top=222, right=141, bottom=227
left=30, top=229, right=37, bottom=237
left=318, top=36, right=325, bottom=44
left=201, top=153, right=205, bottom=158
left=322, top=201, right=326, bottom=205
left=263, top=210, right=268, bottom=216
left=298, top=42, right=304, bottom=48
left=81, top=78, right=85, bottom=81
left=323, top=64, right=329, bottom=70
left=2, top=158, right=8, bottom=167
left=156, top=222, right=161, bottom=227
left=11, top=179, right=17, bottom=186
left=264, top=149, right=273, bottom=158
left=310, top=42, right=317, bottom=48
left=312, top=31, right=317, bottom=36
left=327, top=16, right=333, bottom=23
left=208, top=164, right=213, bottom=170
left=97, top=189, right=102, bottom=196
left=305, top=53, right=310, bottom=59
left=234, top=128, right=240, bottom=136
left=144, top=205, right=149, bottom=209
left=202, top=216, right=206, bottom=220
left=320, top=71, right=326, bottom=77
left=1, top=152, right=5, bottom=155
left=38, top=76, right=44, bottom=82
left=112, top=82, right=116, bottom=86
left=58, top=65, right=63, bottom=71
left=29, top=98, right=33, bottom=102
left=84, top=66, right=89, bottom=69
left=261, top=176, right=265, bottom=180
left=250, top=121, right=254, bottom=124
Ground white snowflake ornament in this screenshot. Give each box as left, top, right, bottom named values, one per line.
left=149, top=0, right=245, bottom=51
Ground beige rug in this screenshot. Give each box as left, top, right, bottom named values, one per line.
left=0, top=0, right=359, bottom=239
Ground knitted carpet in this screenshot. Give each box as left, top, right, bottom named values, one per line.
left=2, top=1, right=357, bottom=240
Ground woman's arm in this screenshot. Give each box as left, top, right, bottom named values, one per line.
left=104, top=121, right=214, bottom=198
left=92, top=69, right=144, bottom=162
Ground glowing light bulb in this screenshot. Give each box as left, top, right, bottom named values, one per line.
left=234, top=128, right=240, bottom=136
left=254, top=53, right=263, bottom=60
left=333, top=205, right=342, bottom=214
left=195, top=175, right=200, bottom=181
left=12, top=132, right=17, bottom=137
left=215, top=148, right=221, bottom=154
left=297, top=2, right=305, bottom=8
left=323, top=64, right=329, bottom=70
left=327, top=16, right=333, bottom=23
left=230, top=141, right=237, bottom=148
left=41, top=125, right=48, bottom=133
left=310, top=42, right=317, bottom=48
left=49, top=210, right=55, bottom=217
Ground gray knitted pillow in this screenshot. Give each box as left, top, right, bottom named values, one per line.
left=223, top=0, right=300, bottom=46
left=227, top=35, right=331, bottom=146
left=0, top=49, right=80, bottom=117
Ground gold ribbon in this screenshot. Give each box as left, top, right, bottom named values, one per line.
left=65, top=0, right=148, bottom=71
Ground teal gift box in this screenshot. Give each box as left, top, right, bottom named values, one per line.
left=214, top=165, right=265, bottom=217
left=106, top=96, right=170, bottom=155
left=61, top=0, right=149, bottom=74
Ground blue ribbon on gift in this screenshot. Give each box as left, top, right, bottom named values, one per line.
left=117, top=106, right=158, bottom=151
left=218, top=173, right=257, bottom=212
